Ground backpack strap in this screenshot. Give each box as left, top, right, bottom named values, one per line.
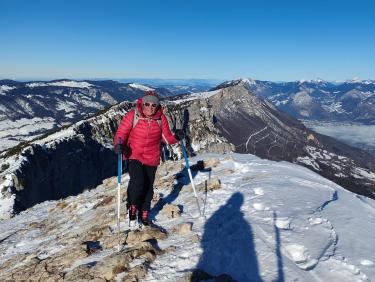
left=133, top=107, right=162, bottom=129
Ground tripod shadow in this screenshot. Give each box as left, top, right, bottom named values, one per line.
left=192, top=192, right=263, bottom=282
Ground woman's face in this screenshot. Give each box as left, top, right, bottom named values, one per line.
left=142, top=102, right=158, bottom=117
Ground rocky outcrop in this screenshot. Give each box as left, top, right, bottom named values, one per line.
left=0, top=173, right=171, bottom=281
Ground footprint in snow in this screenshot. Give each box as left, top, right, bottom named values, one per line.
left=284, top=244, right=318, bottom=270
left=308, top=217, right=324, bottom=226
left=360, top=259, right=374, bottom=266
left=252, top=202, right=269, bottom=211
left=253, top=187, right=264, bottom=196
left=275, top=217, right=291, bottom=230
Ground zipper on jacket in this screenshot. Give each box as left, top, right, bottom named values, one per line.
left=142, top=118, right=152, bottom=162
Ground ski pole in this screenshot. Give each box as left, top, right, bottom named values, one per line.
left=180, top=141, right=202, bottom=217
left=117, top=137, right=122, bottom=251
left=162, top=145, right=168, bottom=176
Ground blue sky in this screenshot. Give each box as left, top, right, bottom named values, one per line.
left=0, top=0, right=374, bottom=81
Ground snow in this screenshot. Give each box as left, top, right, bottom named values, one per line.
left=292, top=91, right=313, bottom=106
left=1, top=153, right=375, bottom=281
left=0, top=117, right=56, bottom=151
left=321, top=102, right=346, bottom=114
left=26, top=82, right=49, bottom=88
left=0, top=85, right=15, bottom=95
left=172, top=90, right=221, bottom=104
left=48, top=81, right=93, bottom=88
left=128, top=83, right=154, bottom=91
left=26, top=81, right=93, bottom=88
left=0, top=175, right=15, bottom=219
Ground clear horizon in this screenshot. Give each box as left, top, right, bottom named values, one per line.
left=1, top=0, right=374, bottom=81
left=1, top=76, right=374, bottom=84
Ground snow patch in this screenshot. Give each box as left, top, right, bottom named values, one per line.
left=128, top=83, right=154, bottom=91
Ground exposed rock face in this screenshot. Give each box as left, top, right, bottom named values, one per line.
left=1, top=81, right=374, bottom=219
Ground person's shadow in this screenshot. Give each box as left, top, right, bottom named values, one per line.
left=192, top=192, right=263, bottom=282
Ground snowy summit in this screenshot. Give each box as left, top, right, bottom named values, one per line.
left=0, top=153, right=374, bottom=281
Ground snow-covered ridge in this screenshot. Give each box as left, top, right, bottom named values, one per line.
left=128, top=83, right=154, bottom=91
left=171, top=89, right=221, bottom=104
left=0, top=85, right=16, bottom=95
left=26, top=80, right=93, bottom=88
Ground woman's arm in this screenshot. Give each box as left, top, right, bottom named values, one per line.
left=114, top=109, right=135, bottom=145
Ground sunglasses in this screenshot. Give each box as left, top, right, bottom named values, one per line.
left=143, top=103, right=157, bottom=108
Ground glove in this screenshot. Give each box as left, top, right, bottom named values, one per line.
left=114, top=143, right=124, bottom=154
left=174, top=129, right=184, bottom=141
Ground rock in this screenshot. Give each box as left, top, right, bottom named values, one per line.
left=152, top=192, right=161, bottom=203
left=191, top=234, right=200, bottom=243
left=102, top=176, right=116, bottom=186
left=125, top=227, right=168, bottom=245
left=101, top=232, right=128, bottom=249
left=56, top=200, right=69, bottom=210
left=89, top=251, right=132, bottom=280
left=173, top=222, right=193, bottom=235
left=204, top=158, right=220, bottom=168
left=154, top=174, right=176, bottom=190
left=93, top=196, right=114, bottom=209
left=122, top=265, right=148, bottom=282
left=206, top=178, right=221, bottom=191
left=188, top=178, right=221, bottom=192
left=161, top=204, right=181, bottom=218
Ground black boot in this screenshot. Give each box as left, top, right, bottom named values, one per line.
left=141, top=210, right=150, bottom=226
left=129, top=204, right=137, bottom=221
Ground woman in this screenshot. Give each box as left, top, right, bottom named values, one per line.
left=114, top=91, right=183, bottom=226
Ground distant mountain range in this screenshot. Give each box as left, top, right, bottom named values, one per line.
left=217, top=78, right=375, bottom=124
left=1, top=77, right=375, bottom=151
left=0, top=79, right=173, bottom=151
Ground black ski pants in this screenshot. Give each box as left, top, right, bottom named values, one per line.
left=127, top=159, right=157, bottom=211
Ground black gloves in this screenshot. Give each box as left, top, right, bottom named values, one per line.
left=174, top=129, right=185, bottom=141
left=114, top=143, right=124, bottom=154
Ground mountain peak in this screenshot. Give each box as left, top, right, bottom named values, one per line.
left=211, top=78, right=257, bottom=91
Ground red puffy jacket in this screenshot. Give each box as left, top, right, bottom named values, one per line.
left=114, top=99, right=178, bottom=166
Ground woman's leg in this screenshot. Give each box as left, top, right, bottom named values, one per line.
left=141, top=165, right=158, bottom=211
left=127, top=160, right=145, bottom=209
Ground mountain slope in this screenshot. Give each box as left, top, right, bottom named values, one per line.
left=0, top=153, right=374, bottom=281
left=0, top=79, right=166, bottom=151
left=217, top=78, right=375, bottom=124
left=171, top=81, right=375, bottom=198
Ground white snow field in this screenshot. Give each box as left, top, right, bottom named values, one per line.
left=1, top=153, right=375, bottom=281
